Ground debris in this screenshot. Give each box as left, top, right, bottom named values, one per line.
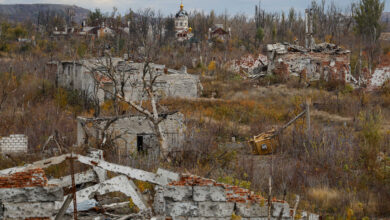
left=0, top=151, right=319, bottom=219
left=266, top=42, right=352, bottom=83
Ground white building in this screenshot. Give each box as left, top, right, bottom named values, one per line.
left=175, top=2, right=193, bottom=41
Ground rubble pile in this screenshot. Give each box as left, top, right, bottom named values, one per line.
left=153, top=174, right=319, bottom=219
left=0, top=151, right=319, bottom=219
left=266, top=42, right=354, bottom=83
left=228, top=42, right=355, bottom=83
left=0, top=169, right=63, bottom=219
left=228, top=54, right=268, bottom=76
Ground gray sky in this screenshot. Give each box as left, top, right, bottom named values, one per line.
left=0, top=0, right=389, bottom=16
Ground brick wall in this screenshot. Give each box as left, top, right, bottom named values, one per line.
left=0, top=134, right=28, bottom=154
left=154, top=174, right=310, bottom=219
left=0, top=168, right=48, bottom=188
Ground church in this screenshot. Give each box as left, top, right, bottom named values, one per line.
left=175, top=2, right=193, bottom=41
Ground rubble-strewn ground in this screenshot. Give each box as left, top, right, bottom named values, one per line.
left=0, top=51, right=390, bottom=219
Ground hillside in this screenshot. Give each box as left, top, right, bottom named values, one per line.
left=0, top=4, right=89, bottom=23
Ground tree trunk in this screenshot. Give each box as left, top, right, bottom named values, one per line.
left=155, top=123, right=169, bottom=160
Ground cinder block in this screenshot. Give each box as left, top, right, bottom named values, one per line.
left=166, top=201, right=198, bottom=217
left=0, top=186, right=63, bottom=202
left=272, top=202, right=290, bottom=218
left=235, top=203, right=268, bottom=217
left=3, top=202, right=56, bottom=218
left=193, top=186, right=226, bottom=202
left=198, top=202, right=234, bottom=217
left=163, top=185, right=193, bottom=202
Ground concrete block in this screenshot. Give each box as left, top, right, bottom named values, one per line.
left=236, top=203, right=268, bottom=217
left=166, top=201, right=198, bottom=217
left=156, top=168, right=180, bottom=185
left=193, top=186, right=226, bottom=202
left=163, top=185, right=193, bottom=202
left=272, top=202, right=290, bottom=218
left=0, top=186, right=63, bottom=203
left=308, top=213, right=320, bottom=220
left=3, top=202, right=57, bottom=218
left=153, top=186, right=166, bottom=215
left=198, top=202, right=234, bottom=217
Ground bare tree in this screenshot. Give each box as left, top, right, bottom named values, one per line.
left=85, top=40, right=171, bottom=160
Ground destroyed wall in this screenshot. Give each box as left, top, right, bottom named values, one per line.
left=0, top=169, right=63, bottom=219
left=267, top=43, right=352, bottom=83
left=0, top=151, right=319, bottom=219
left=77, top=112, right=185, bottom=153
left=0, top=134, right=28, bottom=154
left=155, top=174, right=319, bottom=220
left=228, top=54, right=268, bottom=76
left=55, top=58, right=202, bottom=103
left=370, top=66, right=390, bottom=88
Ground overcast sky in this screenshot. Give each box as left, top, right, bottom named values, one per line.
left=0, top=0, right=389, bottom=16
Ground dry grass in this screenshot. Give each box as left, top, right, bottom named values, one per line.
left=308, top=187, right=341, bottom=210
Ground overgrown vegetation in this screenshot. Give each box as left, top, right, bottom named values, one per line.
left=0, top=0, right=389, bottom=218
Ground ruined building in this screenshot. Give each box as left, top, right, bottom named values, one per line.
left=266, top=43, right=353, bottom=83
left=209, top=24, right=231, bottom=42
left=0, top=149, right=319, bottom=219
left=52, top=58, right=202, bottom=103
left=77, top=112, right=185, bottom=154
left=229, top=8, right=354, bottom=84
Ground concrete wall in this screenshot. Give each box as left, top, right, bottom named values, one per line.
left=0, top=134, right=28, bottom=154
left=0, top=168, right=63, bottom=219
left=77, top=112, right=185, bottom=153
left=56, top=59, right=201, bottom=103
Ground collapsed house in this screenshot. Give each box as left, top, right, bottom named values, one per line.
left=77, top=112, right=185, bottom=154
left=51, top=57, right=202, bottom=103
left=0, top=149, right=319, bottom=219
left=228, top=54, right=268, bottom=76
left=266, top=43, right=354, bottom=83
left=228, top=42, right=354, bottom=84
left=0, top=134, right=28, bottom=154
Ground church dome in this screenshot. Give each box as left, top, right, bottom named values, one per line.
left=175, top=3, right=188, bottom=18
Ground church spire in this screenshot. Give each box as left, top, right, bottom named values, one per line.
left=180, top=0, right=184, bottom=10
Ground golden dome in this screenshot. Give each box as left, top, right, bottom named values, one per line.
left=180, top=3, right=184, bottom=10
left=188, top=27, right=192, bottom=33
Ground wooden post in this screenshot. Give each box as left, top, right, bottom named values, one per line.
left=55, top=195, right=73, bottom=220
